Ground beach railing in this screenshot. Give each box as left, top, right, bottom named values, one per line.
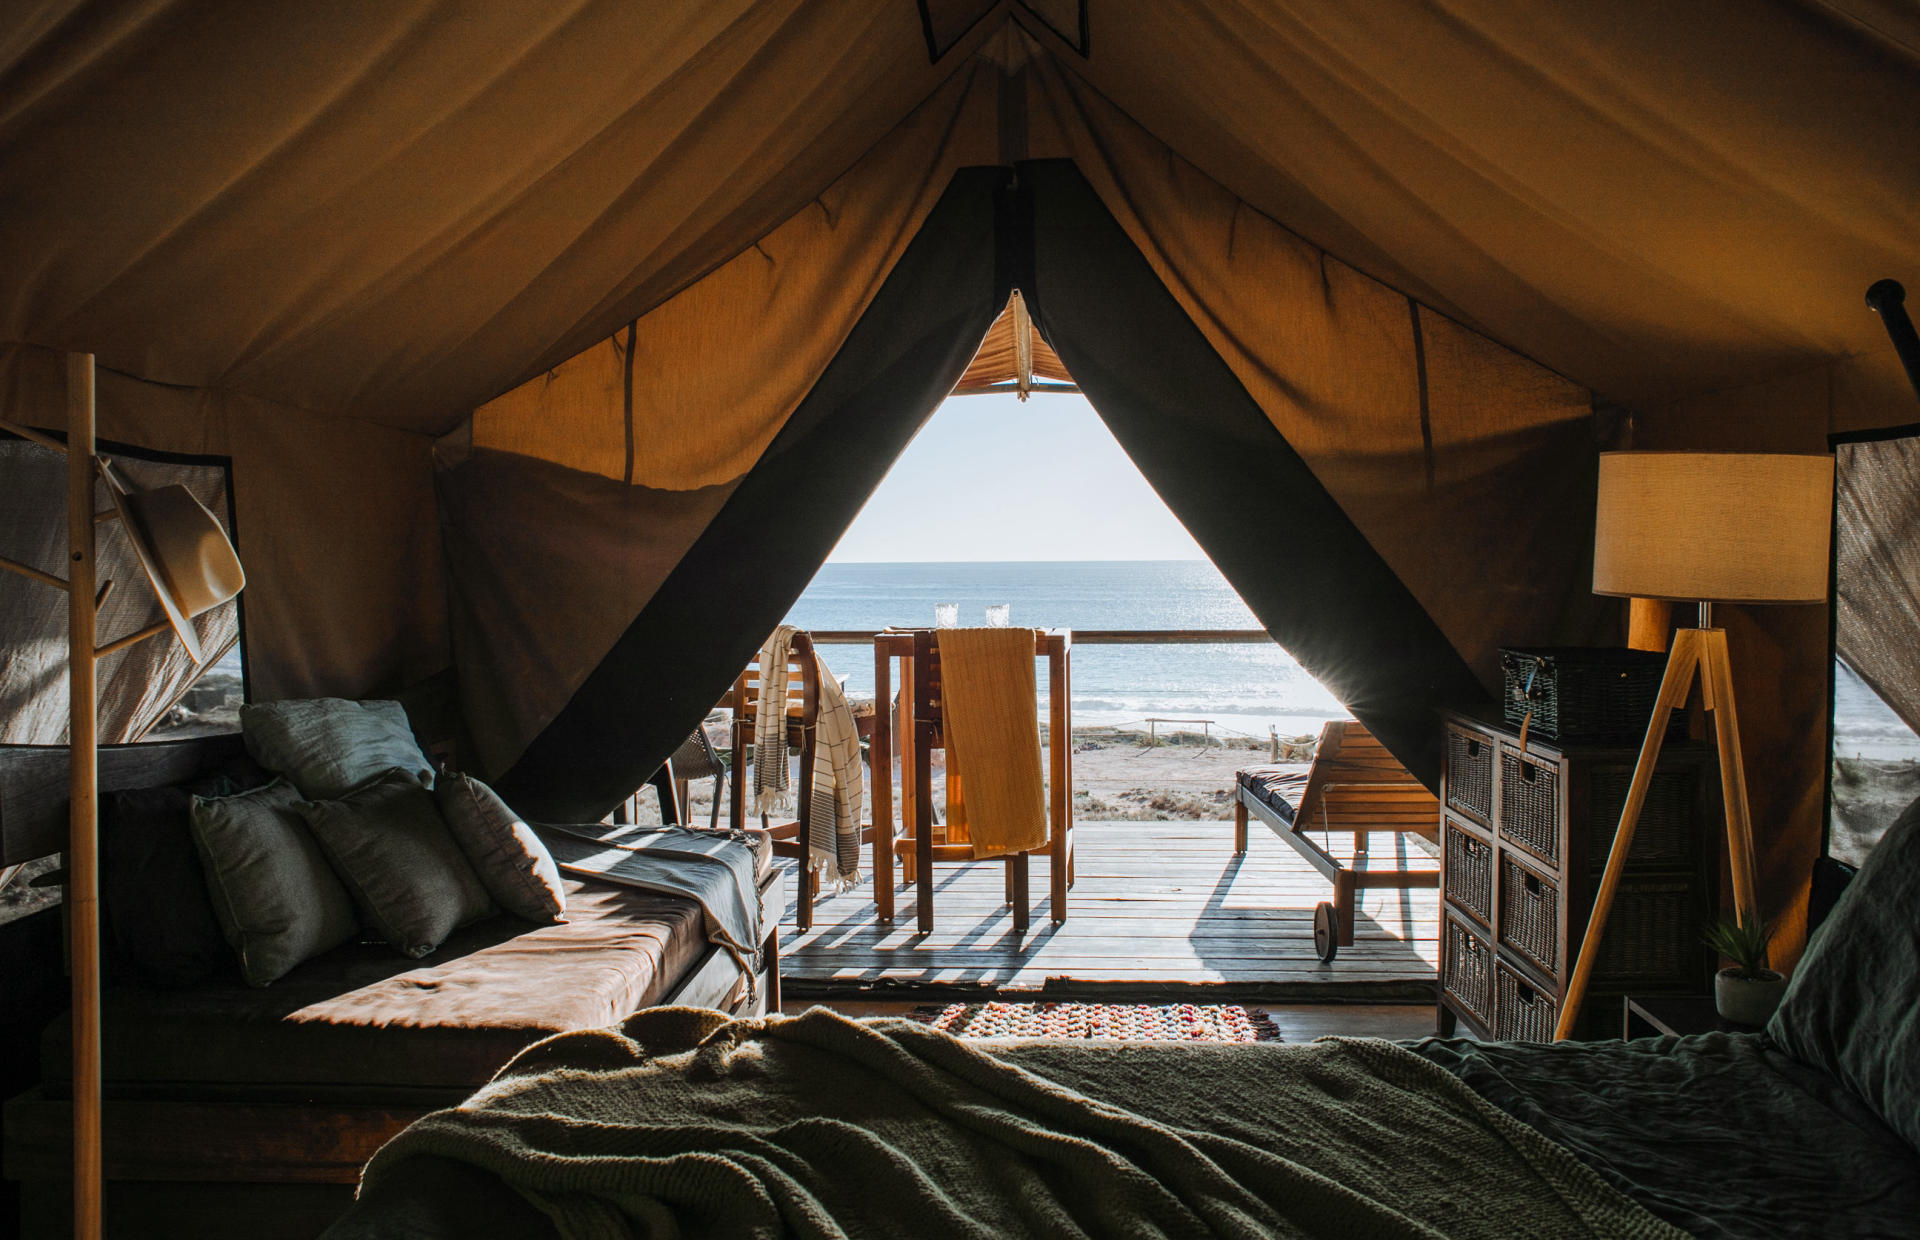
left=807, top=629, right=1271, bottom=646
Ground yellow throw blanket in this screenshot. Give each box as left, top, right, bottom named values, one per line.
left=937, top=627, right=1048, bottom=859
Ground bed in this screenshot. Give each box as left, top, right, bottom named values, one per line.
left=0, top=733, right=782, bottom=1237
left=322, top=795, right=1920, bottom=1238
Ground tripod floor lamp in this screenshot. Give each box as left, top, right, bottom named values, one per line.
left=1555, top=450, right=1833, bottom=1040
left=0, top=354, right=245, bottom=1239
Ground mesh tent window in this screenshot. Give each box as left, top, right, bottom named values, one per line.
left=0, top=431, right=246, bottom=749
left=1827, top=427, right=1920, bottom=865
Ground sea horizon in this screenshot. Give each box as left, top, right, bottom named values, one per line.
left=786, top=558, right=1920, bottom=758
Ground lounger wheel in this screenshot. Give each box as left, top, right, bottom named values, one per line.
left=1313, top=902, right=1339, bottom=962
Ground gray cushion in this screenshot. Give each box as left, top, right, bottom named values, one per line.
left=1768, top=795, right=1920, bottom=1153
left=298, top=770, right=495, bottom=958
left=190, top=779, right=358, bottom=988
left=241, top=698, right=434, bottom=800
left=435, top=772, right=567, bottom=924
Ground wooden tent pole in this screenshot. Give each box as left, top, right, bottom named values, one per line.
left=67, top=352, right=103, bottom=1239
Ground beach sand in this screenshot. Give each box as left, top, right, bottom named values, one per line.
left=661, top=724, right=1310, bottom=828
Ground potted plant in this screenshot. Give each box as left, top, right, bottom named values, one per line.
left=1704, top=916, right=1788, bottom=1025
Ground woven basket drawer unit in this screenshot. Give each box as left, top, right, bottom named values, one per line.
left=1498, top=749, right=1560, bottom=866
left=1445, top=728, right=1495, bottom=823
left=1442, top=908, right=1495, bottom=1030
left=1443, top=817, right=1494, bottom=925
left=1498, top=852, right=1560, bottom=975
left=1494, top=958, right=1559, bottom=1043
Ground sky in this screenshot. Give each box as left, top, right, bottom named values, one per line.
left=826, top=391, right=1206, bottom=562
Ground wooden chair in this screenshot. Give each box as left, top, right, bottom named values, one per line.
left=727, top=631, right=890, bottom=930
left=1232, top=719, right=1439, bottom=962
left=871, top=629, right=1073, bottom=933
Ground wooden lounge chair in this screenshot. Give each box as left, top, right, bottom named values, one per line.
left=1232, top=720, right=1439, bottom=962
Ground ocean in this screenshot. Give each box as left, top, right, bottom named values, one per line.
left=786, top=560, right=1358, bottom=743
left=785, top=560, right=1920, bottom=758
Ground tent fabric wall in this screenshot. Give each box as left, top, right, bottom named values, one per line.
left=470, top=60, right=1001, bottom=490
left=1024, top=57, right=1617, bottom=691
left=0, top=345, right=446, bottom=705
left=436, top=447, right=735, bottom=780
left=448, top=65, right=1000, bottom=778
left=1009, top=1, right=1920, bottom=425
left=0, top=439, right=238, bottom=745
left=495, top=167, right=1009, bottom=822
left=0, top=1, right=1000, bottom=431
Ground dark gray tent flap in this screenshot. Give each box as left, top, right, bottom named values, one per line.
left=494, top=160, right=1495, bottom=816
left=1016, top=159, right=1489, bottom=789
left=495, top=167, right=1009, bottom=822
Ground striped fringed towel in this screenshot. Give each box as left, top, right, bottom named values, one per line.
left=752, top=626, right=795, bottom=815
left=753, top=626, right=864, bottom=890
left=809, top=660, right=864, bottom=888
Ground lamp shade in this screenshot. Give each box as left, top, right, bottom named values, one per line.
left=1593, top=451, right=1833, bottom=604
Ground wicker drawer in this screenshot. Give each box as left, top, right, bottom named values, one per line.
left=1494, top=958, right=1559, bottom=1042
left=1593, top=878, right=1704, bottom=987
left=1445, top=727, right=1494, bottom=823
left=1498, top=851, right=1560, bottom=975
left=1587, top=765, right=1696, bottom=870
left=1498, top=749, right=1561, bottom=867
left=1441, top=909, right=1495, bottom=1030
left=1443, top=817, right=1494, bottom=925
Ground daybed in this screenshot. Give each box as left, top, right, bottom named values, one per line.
left=1232, top=719, right=1440, bottom=962
left=0, top=729, right=781, bottom=1238
left=322, top=799, right=1920, bottom=1238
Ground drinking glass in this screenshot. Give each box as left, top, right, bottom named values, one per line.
left=985, top=603, right=1011, bottom=627
left=934, top=602, right=959, bottom=628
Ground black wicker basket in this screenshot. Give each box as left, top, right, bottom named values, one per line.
left=1500, top=646, right=1684, bottom=744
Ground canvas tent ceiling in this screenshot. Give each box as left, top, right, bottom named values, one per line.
left=4, top=1, right=1919, bottom=957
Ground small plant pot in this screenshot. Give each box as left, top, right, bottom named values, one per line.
left=1714, top=967, right=1788, bottom=1026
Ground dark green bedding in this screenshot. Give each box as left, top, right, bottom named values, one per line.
left=1412, top=1032, right=1920, bottom=1239
left=350, top=1006, right=1680, bottom=1239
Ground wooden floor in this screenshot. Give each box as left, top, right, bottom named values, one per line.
left=778, top=819, right=1440, bottom=998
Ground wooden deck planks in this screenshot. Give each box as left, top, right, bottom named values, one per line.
left=779, top=820, right=1440, bottom=991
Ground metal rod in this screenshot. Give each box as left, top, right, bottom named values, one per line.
left=808, top=628, right=1271, bottom=646
left=1698, top=600, right=1713, bottom=630
left=1866, top=279, right=1920, bottom=404
left=66, top=352, right=103, bottom=1240
left=0, top=553, right=71, bottom=592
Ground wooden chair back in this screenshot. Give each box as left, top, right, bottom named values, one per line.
left=1295, top=720, right=1439, bottom=843
left=727, top=631, right=819, bottom=831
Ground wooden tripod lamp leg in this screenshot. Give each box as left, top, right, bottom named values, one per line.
left=1555, top=630, right=1702, bottom=1041
left=1701, top=630, right=1762, bottom=931
left=67, top=353, right=103, bottom=1239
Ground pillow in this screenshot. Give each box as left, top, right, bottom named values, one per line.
left=241, top=698, right=434, bottom=800
left=101, top=756, right=272, bottom=988
left=434, top=771, right=567, bottom=924
left=1767, top=795, right=1920, bottom=1152
left=190, top=779, right=358, bottom=988
left=297, top=770, right=495, bottom=958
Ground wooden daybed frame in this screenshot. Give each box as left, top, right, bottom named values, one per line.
left=1233, top=720, right=1439, bottom=962
left=0, top=734, right=781, bottom=1237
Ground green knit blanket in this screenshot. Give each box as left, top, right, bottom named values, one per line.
left=359, top=1007, right=1685, bottom=1240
